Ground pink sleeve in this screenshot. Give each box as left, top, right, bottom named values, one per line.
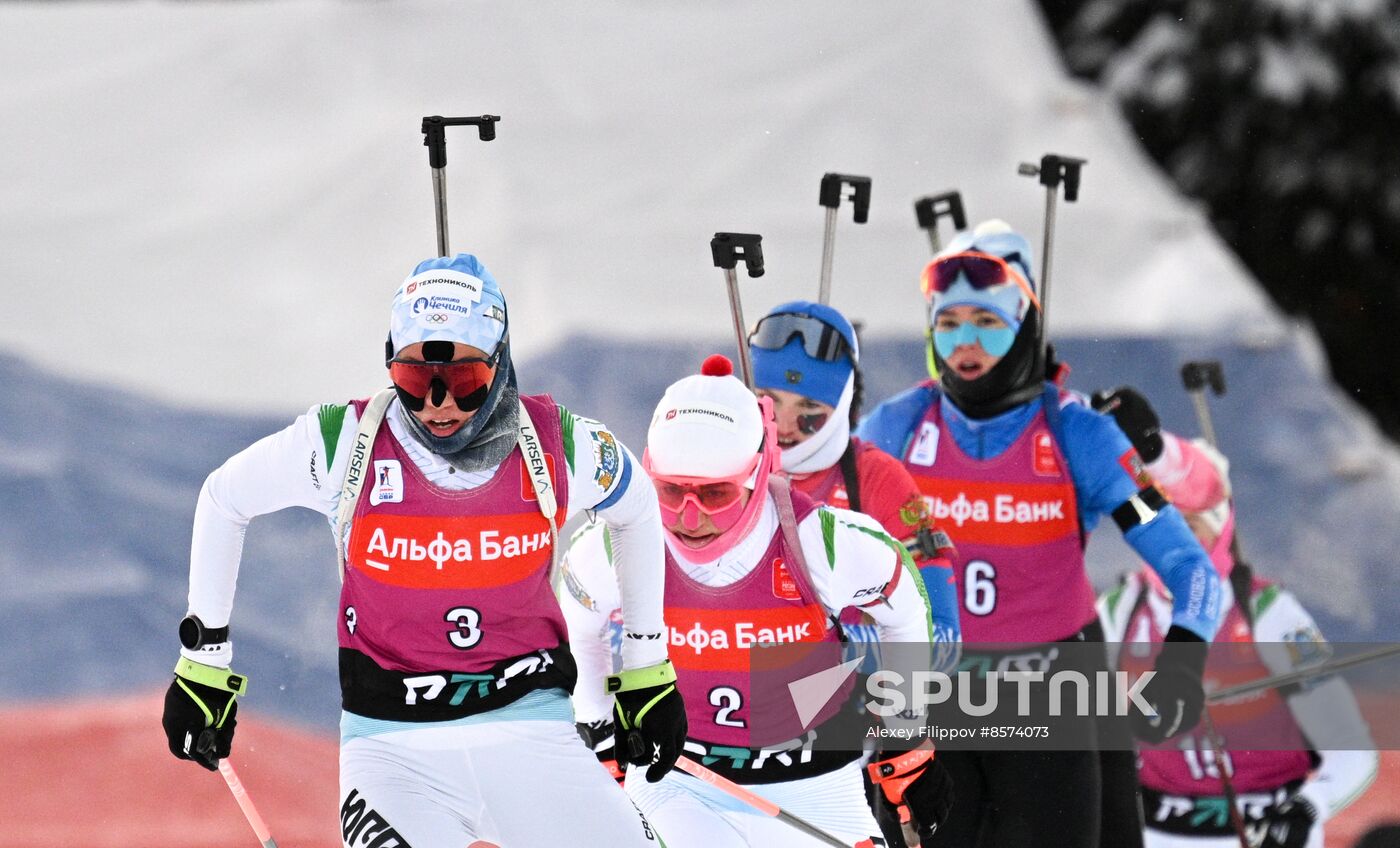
left=1146, top=432, right=1227, bottom=513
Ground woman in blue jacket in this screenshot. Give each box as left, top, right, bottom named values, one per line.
left=857, top=220, right=1223, bottom=848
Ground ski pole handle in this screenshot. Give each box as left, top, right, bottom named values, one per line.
left=913, top=191, right=966, bottom=255
left=711, top=233, right=764, bottom=389
left=421, top=115, right=500, bottom=167
left=1181, top=360, right=1226, bottom=396
left=218, top=760, right=278, bottom=848
left=420, top=114, right=501, bottom=257
left=1179, top=358, right=1252, bottom=562
left=1017, top=153, right=1087, bottom=201
left=819, top=173, right=872, bottom=222
left=675, top=756, right=854, bottom=847
left=1180, top=360, right=1226, bottom=448
left=1018, top=153, right=1087, bottom=343
left=817, top=174, right=872, bottom=304
left=711, top=232, right=765, bottom=277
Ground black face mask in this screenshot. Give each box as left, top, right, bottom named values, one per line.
left=933, top=309, right=1046, bottom=419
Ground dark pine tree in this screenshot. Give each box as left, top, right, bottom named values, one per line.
left=1037, top=0, right=1400, bottom=438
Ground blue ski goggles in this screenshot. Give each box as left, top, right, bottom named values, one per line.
left=932, top=322, right=1017, bottom=359
left=748, top=312, right=854, bottom=363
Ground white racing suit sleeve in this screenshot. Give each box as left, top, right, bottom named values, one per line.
left=186, top=402, right=356, bottom=666
left=1097, top=571, right=1147, bottom=670
left=560, top=410, right=667, bottom=671
left=797, top=506, right=937, bottom=645
left=557, top=522, right=625, bottom=724
left=1252, top=587, right=1379, bottom=821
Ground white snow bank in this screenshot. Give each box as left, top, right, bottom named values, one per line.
left=0, top=0, right=1284, bottom=413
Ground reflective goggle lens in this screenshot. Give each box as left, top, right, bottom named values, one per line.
left=748, top=313, right=853, bottom=363
left=388, top=358, right=497, bottom=410
left=654, top=480, right=746, bottom=513
left=920, top=252, right=1023, bottom=298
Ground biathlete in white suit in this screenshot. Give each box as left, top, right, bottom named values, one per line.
left=1094, top=387, right=1378, bottom=848
left=161, top=254, right=685, bottom=847
left=560, top=355, right=962, bottom=848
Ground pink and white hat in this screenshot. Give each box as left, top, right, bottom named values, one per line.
left=644, top=355, right=779, bottom=563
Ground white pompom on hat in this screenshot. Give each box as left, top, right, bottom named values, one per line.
left=646, top=355, right=766, bottom=480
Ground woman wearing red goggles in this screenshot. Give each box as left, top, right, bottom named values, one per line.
left=388, top=339, right=505, bottom=436
left=170, top=253, right=686, bottom=848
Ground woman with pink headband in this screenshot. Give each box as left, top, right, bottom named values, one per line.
left=561, top=354, right=961, bottom=847
left=1096, top=386, right=1378, bottom=848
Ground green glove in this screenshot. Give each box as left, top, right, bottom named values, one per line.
left=162, top=657, right=248, bottom=770
left=606, top=660, right=686, bottom=783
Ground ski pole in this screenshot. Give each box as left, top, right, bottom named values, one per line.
left=710, top=232, right=765, bottom=389
left=1180, top=360, right=1252, bottom=571
left=675, top=756, right=856, bottom=847
left=1194, top=709, right=1251, bottom=848
left=1197, top=641, right=1400, bottom=848
left=913, top=191, right=967, bottom=255
left=1016, top=153, right=1085, bottom=343
left=913, top=190, right=968, bottom=384
left=1181, top=360, right=1226, bottom=449
left=1178, top=359, right=1248, bottom=848
left=420, top=114, right=500, bottom=257
left=1207, top=643, right=1400, bottom=704
left=218, top=760, right=278, bottom=848
left=817, top=173, right=872, bottom=304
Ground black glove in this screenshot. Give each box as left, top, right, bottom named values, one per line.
left=1131, top=626, right=1207, bottom=744
left=1091, top=386, right=1165, bottom=463
left=162, top=657, right=247, bottom=770
left=1259, top=792, right=1319, bottom=848
left=867, top=745, right=954, bottom=844
left=606, top=660, right=686, bottom=783
left=577, top=718, right=627, bottom=784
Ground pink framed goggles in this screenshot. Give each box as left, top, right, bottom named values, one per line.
left=649, top=454, right=761, bottom=517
